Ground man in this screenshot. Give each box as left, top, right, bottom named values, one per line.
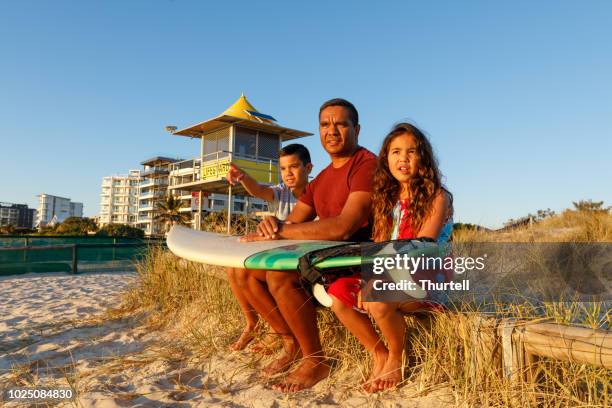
left=224, top=144, right=313, bottom=351
left=240, top=98, right=377, bottom=392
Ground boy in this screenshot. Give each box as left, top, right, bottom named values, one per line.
left=224, top=143, right=312, bottom=351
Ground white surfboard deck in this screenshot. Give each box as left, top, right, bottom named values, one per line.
left=166, top=225, right=341, bottom=269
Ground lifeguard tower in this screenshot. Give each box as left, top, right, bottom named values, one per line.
left=167, top=94, right=312, bottom=232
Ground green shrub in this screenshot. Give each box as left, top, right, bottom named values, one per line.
left=97, top=223, right=144, bottom=238
left=53, top=217, right=98, bottom=235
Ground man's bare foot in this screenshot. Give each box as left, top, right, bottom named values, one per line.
left=372, top=354, right=403, bottom=391
left=261, top=345, right=301, bottom=377
left=272, top=356, right=330, bottom=393
left=229, top=328, right=255, bottom=351
left=363, top=347, right=389, bottom=393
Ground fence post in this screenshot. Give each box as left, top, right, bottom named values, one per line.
left=72, top=244, right=78, bottom=274
left=245, top=196, right=249, bottom=233
left=498, top=318, right=519, bottom=382
left=23, top=237, right=29, bottom=262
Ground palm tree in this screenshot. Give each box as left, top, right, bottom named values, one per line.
left=154, top=195, right=191, bottom=233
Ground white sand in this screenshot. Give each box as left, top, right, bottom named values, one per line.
left=0, top=272, right=453, bottom=407
left=0, top=272, right=136, bottom=353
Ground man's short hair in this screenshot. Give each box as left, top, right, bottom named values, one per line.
left=319, top=98, right=359, bottom=126
left=279, top=143, right=311, bottom=165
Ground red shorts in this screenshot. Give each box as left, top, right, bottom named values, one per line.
left=327, top=275, right=362, bottom=310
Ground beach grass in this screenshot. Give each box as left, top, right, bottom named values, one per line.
left=118, top=211, right=611, bottom=406
left=453, top=209, right=611, bottom=243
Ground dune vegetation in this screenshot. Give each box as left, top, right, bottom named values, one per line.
left=117, top=209, right=611, bottom=407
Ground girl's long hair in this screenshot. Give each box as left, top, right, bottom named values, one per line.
left=371, top=123, right=449, bottom=242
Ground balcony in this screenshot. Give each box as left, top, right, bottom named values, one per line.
left=170, top=158, right=199, bottom=171
left=168, top=152, right=278, bottom=194
left=141, top=168, right=170, bottom=177
left=139, top=191, right=166, bottom=200
left=139, top=179, right=169, bottom=189
left=169, top=159, right=201, bottom=183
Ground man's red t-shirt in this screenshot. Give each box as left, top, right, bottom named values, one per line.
left=299, top=147, right=377, bottom=241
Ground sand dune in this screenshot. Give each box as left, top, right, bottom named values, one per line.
left=0, top=272, right=452, bottom=407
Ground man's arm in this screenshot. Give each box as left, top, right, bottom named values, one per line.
left=277, top=191, right=371, bottom=241
left=250, top=200, right=317, bottom=239
left=226, top=163, right=274, bottom=202
left=284, top=201, right=317, bottom=224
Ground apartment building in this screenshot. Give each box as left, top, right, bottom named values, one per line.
left=36, top=194, right=83, bottom=227
left=99, top=170, right=141, bottom=226
left=136, top=157, right=180, bottom=236
left=0, top=202, right=36, bottom=228
left=98, top=156, right=268, bottom=236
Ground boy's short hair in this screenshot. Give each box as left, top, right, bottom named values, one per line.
left=279, top=143, right=311, bottom=166
left=318, top=98, right=359, bottom=126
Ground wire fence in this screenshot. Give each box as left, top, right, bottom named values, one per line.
left=0, top=237, right=164, bottom=275
left=0, top=235, right=155, bottom=248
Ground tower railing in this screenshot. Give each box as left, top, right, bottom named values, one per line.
left=169, top=151, right=279, bottom=187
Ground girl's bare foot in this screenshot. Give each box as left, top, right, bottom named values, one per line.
left=229, top=328, right=255, bottom=351
left=373, top=354, right=403, bottom=391
left=363, top=347, right=389, bottom=393
left=271, top=356, right=330, bottom=393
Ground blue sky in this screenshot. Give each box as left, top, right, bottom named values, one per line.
left=1, top=1, right=610, bottom=228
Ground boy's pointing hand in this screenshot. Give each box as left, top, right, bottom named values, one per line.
left=226, top=163, right=245, bottom=185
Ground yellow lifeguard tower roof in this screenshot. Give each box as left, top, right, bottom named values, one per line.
left=172, top=94, right=312, bottom=141
left=221, top=93, right=266, bottom=121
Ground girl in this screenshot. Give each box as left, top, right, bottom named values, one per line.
left=328, top=123, right=453, bottom=392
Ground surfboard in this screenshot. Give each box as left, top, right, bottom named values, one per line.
left=167, top=225, right=453, bottom=308
left=167, top=225, right=356, bottom=307
left=166, top=225, right=348, bottom=269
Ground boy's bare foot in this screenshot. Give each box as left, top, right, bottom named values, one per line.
left=261, top=345, right=301, bottom=377
left=271, top=356, right=330, bottom=393
left=373, top=354, right=403, bottom=391
left=249, top=333, right=282, bottom=355
left=363, top=347, right=389, bottom=393
left=229, top=328, right=255, bottom=351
